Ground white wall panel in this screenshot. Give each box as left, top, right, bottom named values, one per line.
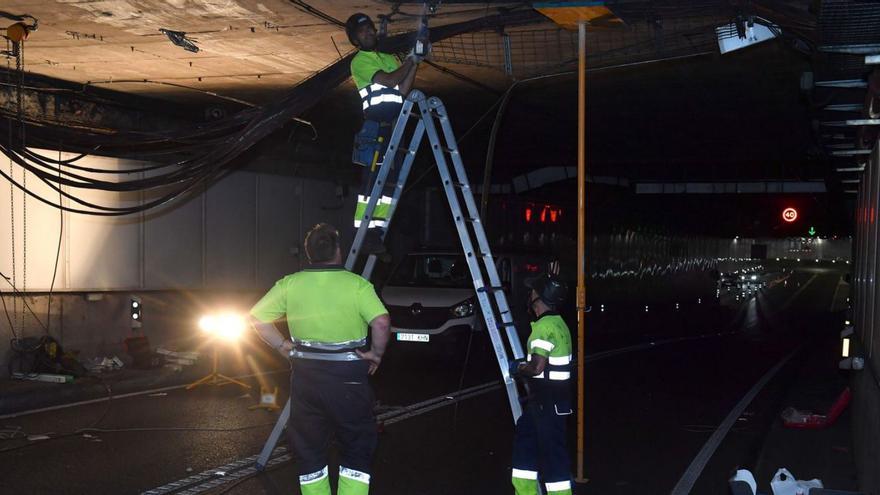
left=256, top=175, right=301, bottom=287
left=2, top=149, right=355, bottom=292
left=68, top=188, right=141, bottom=290
left=144, top=188, right=204, bottom=289
left=0, top=157, right=65, bottom=291
left=206, top=172, right=257, bottom=289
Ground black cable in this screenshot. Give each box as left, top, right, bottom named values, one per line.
left=0, top=272, right=47, bottom=332
left=0, top=290, right=18, bottom=340
left=46, top=148, right=62, bottom=335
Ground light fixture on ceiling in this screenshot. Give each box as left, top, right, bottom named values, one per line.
left=159, top=28, right=199, bottom=53
left=716, top=16, right=779, bottom=54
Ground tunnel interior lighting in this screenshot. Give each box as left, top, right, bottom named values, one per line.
left=842, top=338, right=850, bottom=358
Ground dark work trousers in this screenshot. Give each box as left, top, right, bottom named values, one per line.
left=512, top=394, right=573, bottom=486
left=355, top=122, right=401, bottom=231
left=288, top=359, right=377, bottom=478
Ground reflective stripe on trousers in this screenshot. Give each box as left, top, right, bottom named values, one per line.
left=338, top=466, right=371, bottom=495
left=512, top=402, right=572, bottom=495
left=353, top=194, right=392, bottom=228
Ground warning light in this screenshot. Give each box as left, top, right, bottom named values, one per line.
left=782, top=207, right=798, bottom=223
left=524, top=207, right=533, bottom=223
left=524, top=263, right=540, bottom=273
left=540, top=206, right=548, bottom=223
left=550, top=209, right=558, bottom=223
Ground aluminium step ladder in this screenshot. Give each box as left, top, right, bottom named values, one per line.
left=256, top=89, right=525, bottom=470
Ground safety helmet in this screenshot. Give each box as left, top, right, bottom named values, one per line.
left=345, top=13, right=374, bottom=46
left=525, top=272, right=568, bottom=308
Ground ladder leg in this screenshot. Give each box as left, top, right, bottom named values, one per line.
left=416, top=97, right=523, bottom=422
left=256, top=396, right=290, bottom=470
left=361, top=119, right=426, bottom=280
left=427, top=96, right=525, bottom=360
left=346, top=98, right=416, bottom=272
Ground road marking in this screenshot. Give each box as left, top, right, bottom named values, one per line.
left=777, top=273, right=818, bottom=314
left=0, top=369, right=288, bottom=420
left=669, top=347, right=800, bottom=495
left=829, top=276, right=846, bottom=312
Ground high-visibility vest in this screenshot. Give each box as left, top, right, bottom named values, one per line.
left=359, top=83, right=404, bottom=122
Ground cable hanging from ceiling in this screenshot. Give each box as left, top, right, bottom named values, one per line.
left=0, top=7, right=544, bottom=216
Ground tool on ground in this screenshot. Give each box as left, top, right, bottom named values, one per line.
left=249, top=386, right=281, bottom=411
left=255, top=89, right=526, bottom=470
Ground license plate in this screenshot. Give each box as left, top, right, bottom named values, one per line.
left=396, top=332, right=430, bottom=342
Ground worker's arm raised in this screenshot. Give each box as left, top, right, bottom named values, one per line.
left=372, top=58, right=418, bottom=96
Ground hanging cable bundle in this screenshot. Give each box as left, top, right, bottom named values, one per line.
left=0, top=7, right=542, bottom=216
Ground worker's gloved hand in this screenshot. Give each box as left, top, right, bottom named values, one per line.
left=508, top=358, right=526, bottom=378
left=407, top=48, right=424, bottom=64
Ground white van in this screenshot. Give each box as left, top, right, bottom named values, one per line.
left=381, top=250, right=551, bottom=347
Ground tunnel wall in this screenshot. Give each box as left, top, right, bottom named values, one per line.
left=0, top=150, right=353, bottom=292
left=851, top=143, right=880, bottom=494
left=0, top=150, right=354, bottom=377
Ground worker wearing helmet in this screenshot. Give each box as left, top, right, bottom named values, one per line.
left=346, top=12, right=422, bottom=254
left=510, top=272, right=574, bottom=495
left=250, top=223, right=391, bottom=495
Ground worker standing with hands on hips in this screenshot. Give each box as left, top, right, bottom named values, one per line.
left=509, top=271, right=574, bottom=495
left=346, top=12, right=424, bottom=255
left=249, top=223, right=390, bottom=495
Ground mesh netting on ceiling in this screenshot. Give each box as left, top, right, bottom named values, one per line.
left=431, top=20, right=720, bottom=78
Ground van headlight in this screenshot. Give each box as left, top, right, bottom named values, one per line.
left=451, top=299, right=475, bottom=318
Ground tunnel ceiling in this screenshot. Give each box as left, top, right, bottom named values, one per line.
left=1, top=1, right=869, bottom=197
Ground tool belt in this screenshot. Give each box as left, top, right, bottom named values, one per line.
left=352, top=120, right=389, bottom=169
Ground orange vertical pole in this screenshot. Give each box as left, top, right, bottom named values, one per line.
left=575, top=20, right=588, bottom=483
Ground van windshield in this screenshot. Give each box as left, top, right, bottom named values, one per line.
left=388, top=254, right=472, bottom=288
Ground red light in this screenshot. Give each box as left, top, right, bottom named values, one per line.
left=540, top=206, right=548, bottom=223
left=524, top=207, right=532, bottom=223
left=782, top=207, right=798, bottom=223
left=550, top=209, right=558, bottom=223
left=524, top=263, right=540, bottom=273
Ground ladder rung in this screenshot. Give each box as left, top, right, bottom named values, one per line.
left=465, top=217, right=481, bottom=223
left=453, top=182, right=469, bottom=188
left=498, top=322, right=517, bottom=327
left=477, top=286, right=505, bottom=292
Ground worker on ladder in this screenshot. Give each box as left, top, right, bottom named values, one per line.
left=346, top=12, right=424, bottom=254
left=510, top=272, right=574, bottom=495
left=249, top=223, right=391, bottom=495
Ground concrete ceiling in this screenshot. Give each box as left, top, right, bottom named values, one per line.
left=3, top=0, right=526, bottom=104
left=1, top=1, right=826, bottom=187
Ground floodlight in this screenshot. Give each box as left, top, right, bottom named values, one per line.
left=187, top=311, right=251, bottom=391
left=197, top=313, right=245, bottom=341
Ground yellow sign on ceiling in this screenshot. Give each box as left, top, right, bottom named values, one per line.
left=533, top=1, right=623, bottom=30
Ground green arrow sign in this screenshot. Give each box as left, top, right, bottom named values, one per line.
left=808, top=226, right=816, bottom=236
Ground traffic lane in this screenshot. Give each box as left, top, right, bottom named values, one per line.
left=580, top=267, right=842, bottom=494
left=689, top=267, right=845, bottom=494
left=0, top=384, right=280, bottom=495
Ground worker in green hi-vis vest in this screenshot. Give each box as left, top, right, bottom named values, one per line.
left=250, top=223, right=391, bottom=495
left=509, top=271, right=574, bottom=495
left=345, top=12, right=422, bottom=255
